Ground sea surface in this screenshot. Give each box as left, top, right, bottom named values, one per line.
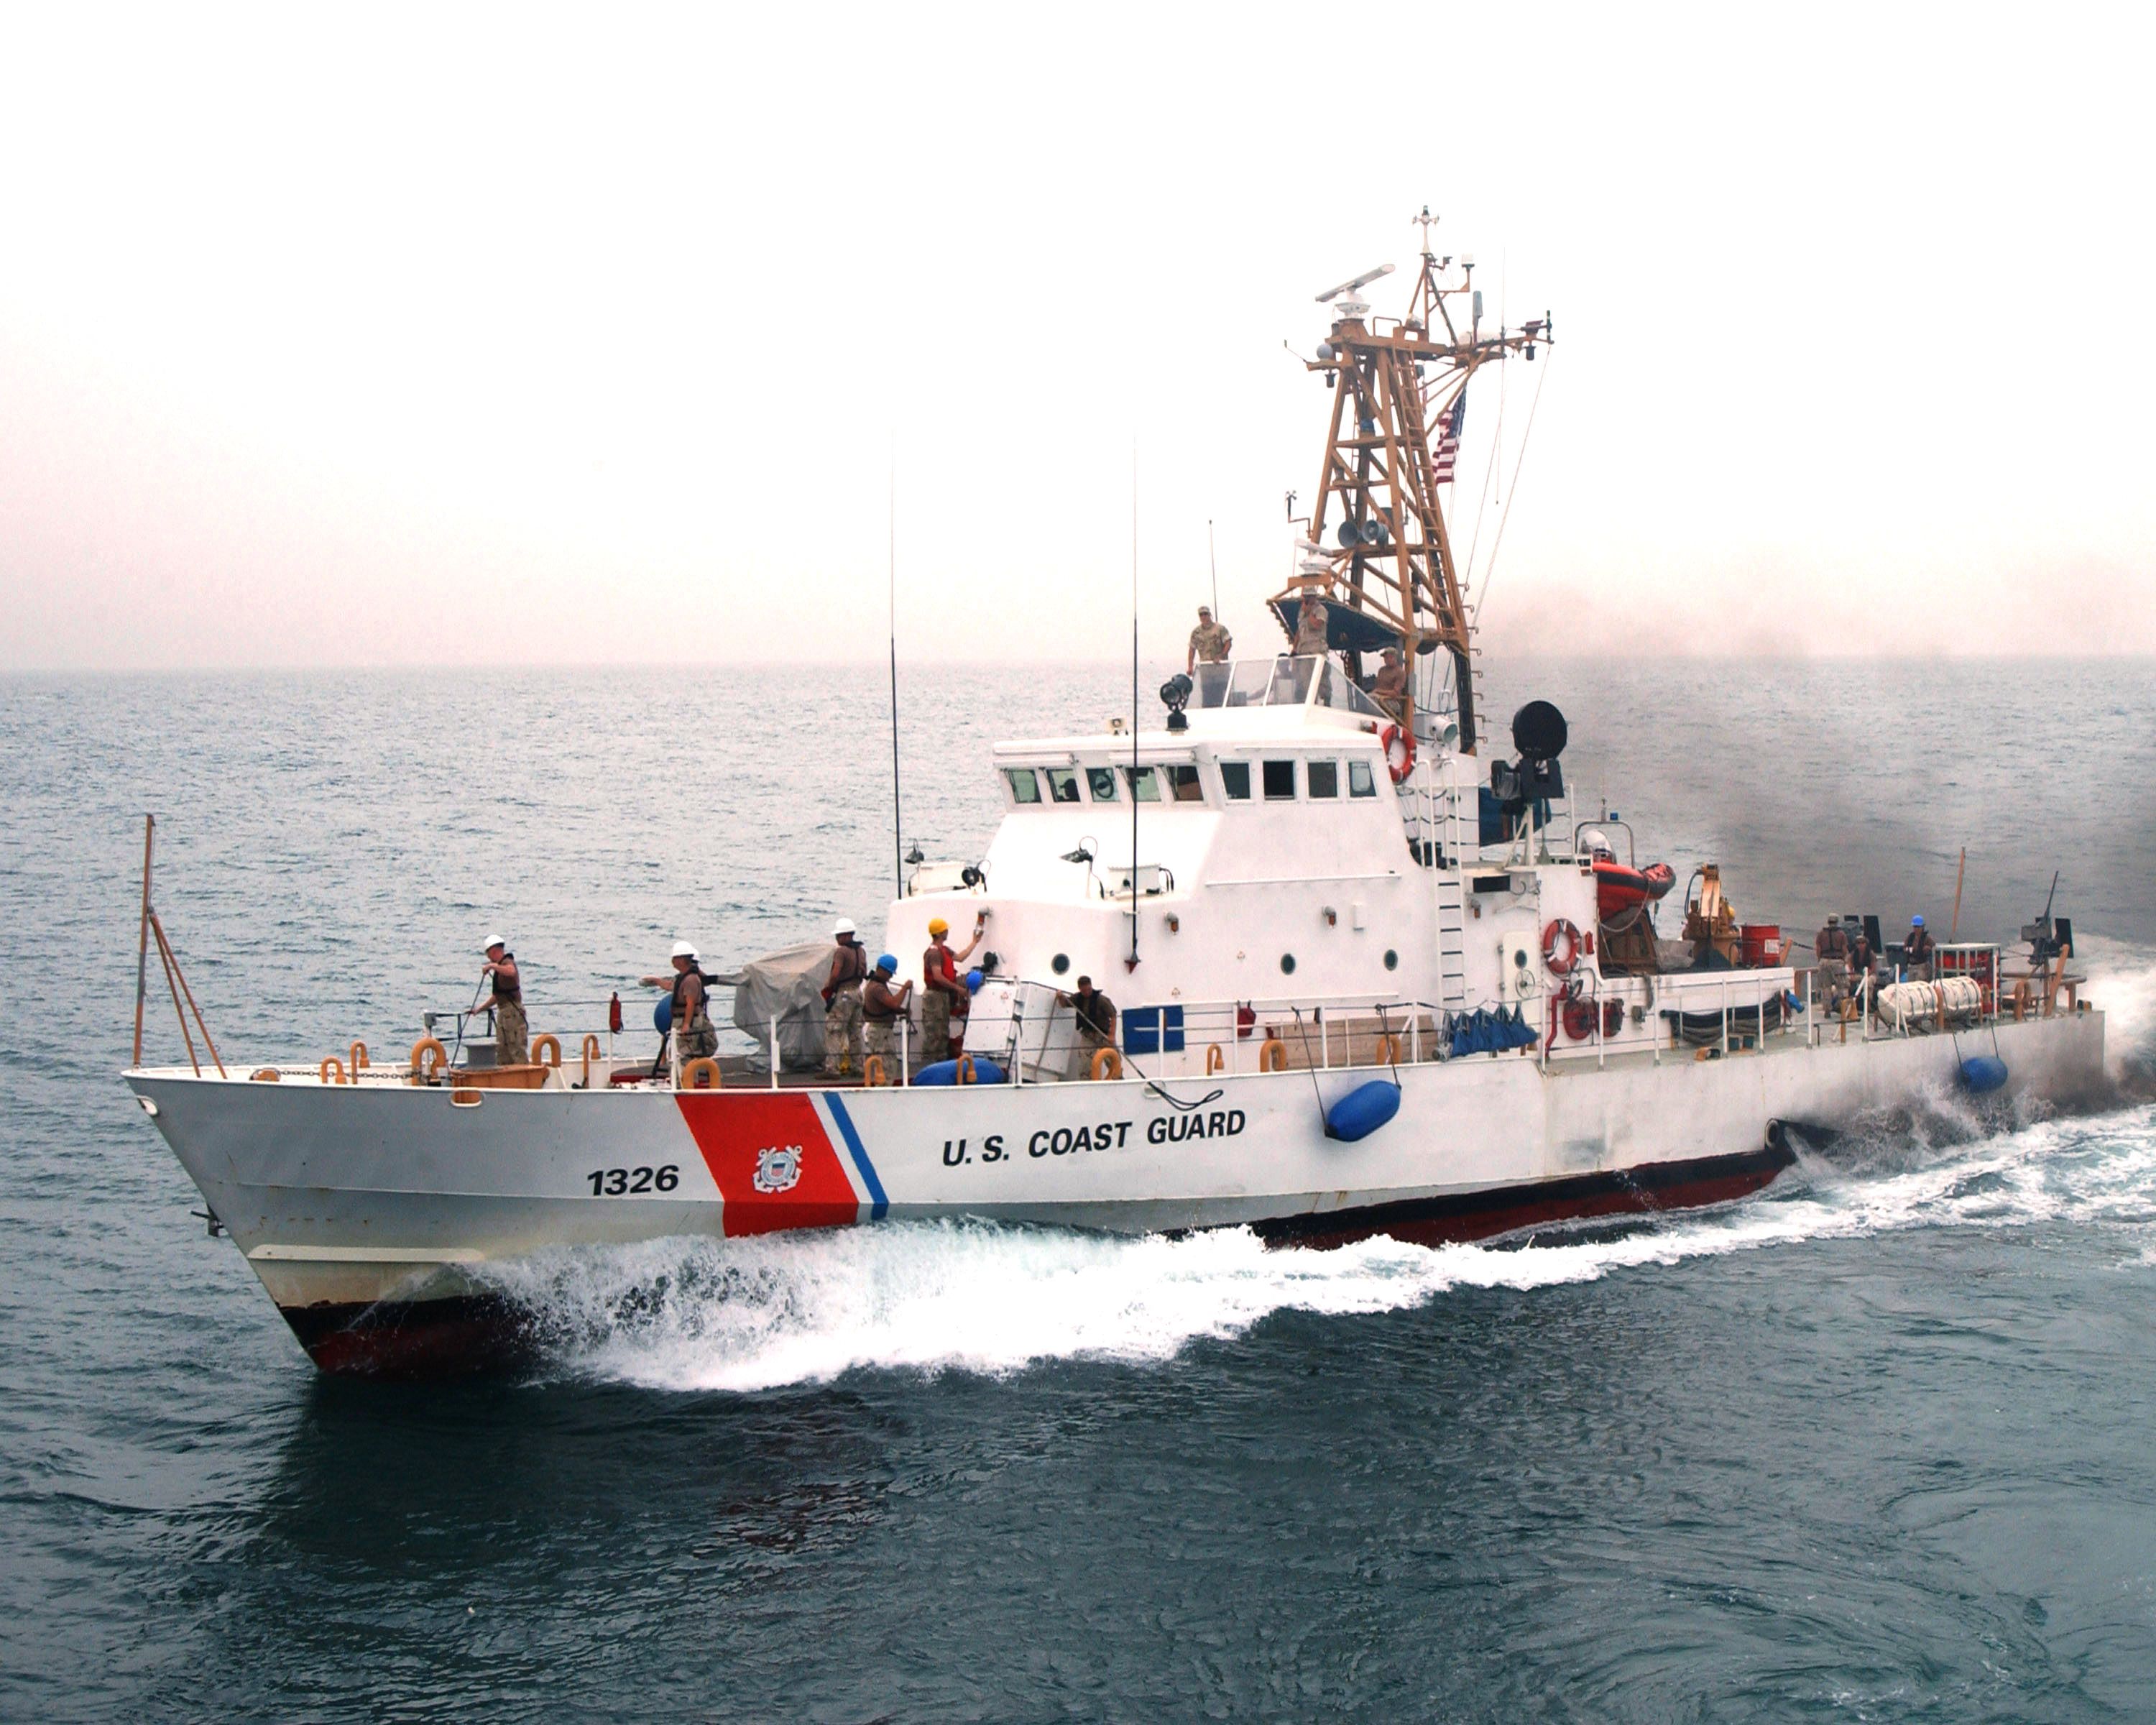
left=4, top=658, right=2155, bottom=1721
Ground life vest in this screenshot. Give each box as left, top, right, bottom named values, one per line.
left=490, top=954, right=522, bottom=1007
left=671, top=966, right=714, bottom=1024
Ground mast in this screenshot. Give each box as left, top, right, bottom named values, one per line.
left=1276, top=208, right=1551, bottom=755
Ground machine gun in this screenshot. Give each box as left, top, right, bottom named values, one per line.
left=2020, top=872, right=2073, bottom=967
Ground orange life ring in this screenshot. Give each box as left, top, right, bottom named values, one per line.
left=1542, top=918, right=1583, bottom=976
left=531, top=1034, right=561, bottom=1069
left=680, top=1057, right=722, bottom=1090
left=410, top=1036, right=448, bottom=1084
left=1089, top=1046, right=1123, bottom=1081
left=1379, top=722, right=1416, bottom=784
left=1258, top=1039, right=1288, bottom=1073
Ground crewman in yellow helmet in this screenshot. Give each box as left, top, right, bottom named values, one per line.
left=920, top=911, right=987, bottom=1066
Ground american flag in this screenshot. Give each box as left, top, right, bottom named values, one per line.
left=1432, top=391, right=1466, bottom=484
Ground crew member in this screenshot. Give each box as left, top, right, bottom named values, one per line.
left=1904, top=914, right=1936, bottom=980
left=862, top=955, right=913, bottom=1077
left=480, top=934, right=528, bottom=1065
left=1371, top=646, right=1407, bottom=715
left=921, top=911, right=988, bottom=1064
left=1189, top=604, right=1233, bottom=706
left=1815, top=915, right=1851, bottom=1012
left=640, top=940, right=716, bottom=1077
left=1057, top=975, right=1118, bottom=1077
left=1292, top=589, right=1330, bottom=659
left=821, top=917, right=869, bottom=1077
left=1188, top=605, right=1232, bottom=671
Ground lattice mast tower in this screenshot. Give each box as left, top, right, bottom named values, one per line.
left=1276, top=209, right=1550, bottom=755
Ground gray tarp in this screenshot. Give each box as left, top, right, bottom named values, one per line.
left=722, top=942, right=830, bottom=1072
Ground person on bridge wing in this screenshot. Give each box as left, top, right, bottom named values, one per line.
left=1904, top=914, right=1937, bottom=980
left=1188, top=605, right=1233, bottom=706
left=1287, top=587, right=1331, bottom=699
left=921, top=911, right=987, bottom=1064
left=480, top=934, right=527, bottom=1065
left=641, top=941, right=717, bottom=1075
left=1056, top=975, right=1118, bottom=1079
left=1370, top=646, right=1408, bottom=717
left=821, top=918, right=869, bottom=1078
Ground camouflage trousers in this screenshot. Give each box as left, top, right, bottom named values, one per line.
left=823, top=988, right=863, bottom=1076
left=494, top=1000, right=528, bottom=1066
left=675, top=1010, right=718, bottom=1070
left=918, top=990, right=951, bottom=1064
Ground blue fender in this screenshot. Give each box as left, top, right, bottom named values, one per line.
left=653, top=995, right=673, bottom=1034
left=1325, top=1079, right=1402, bottom=1143
left=1959, top=1055, right=2009, bottom=1094
left=913, top=1057, right=1008, bottom=1087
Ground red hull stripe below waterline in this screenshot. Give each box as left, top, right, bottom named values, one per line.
left=1250, top=1141, right=1795, bottom=1250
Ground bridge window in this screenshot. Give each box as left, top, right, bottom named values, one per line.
left=1125, top=765, right=1161, bottom=802
left=1307, top=760, right=1340, bottom=799
left=1004, top=768, right=1042, bottom=804
left=1263, top=760, right=1296, bottom=801
left=1086, top=766, right=1118, bottom=801
left=1167, top=763, right=1204, bottom=803
left=1046, top=768, right=1082, bottom=804
left=1348, top=760, right=1378, bottom=798
left=1220, top=761, right=1251, bottom=801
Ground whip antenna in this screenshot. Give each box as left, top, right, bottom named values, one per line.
left=888, top=442, right=905, bottom=901
left=1130, top=440, right=1141, bottom=971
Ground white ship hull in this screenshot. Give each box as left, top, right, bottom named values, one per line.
left=126, top=1008, right=2106, bottom=1375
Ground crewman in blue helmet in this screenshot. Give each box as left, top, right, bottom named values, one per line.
left=861, top=954, right=913, bottom=1080
left=1904, top=914, right=1936, bottom=980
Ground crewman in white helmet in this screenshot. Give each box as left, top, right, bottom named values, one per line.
left=640, top=940, right=716, bottom=1075
left=480, top=934, right=527, bottom=1065
left=821, top=917, right=869, bottom=1078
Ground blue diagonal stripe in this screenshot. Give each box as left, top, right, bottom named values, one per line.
left=823, top=1092, right=888, bottom=1220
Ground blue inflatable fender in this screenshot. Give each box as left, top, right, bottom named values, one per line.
left=913, top=1056, right=1008, bottom=1087
left=1959, top=1055, right=2009, bottom=1094
left=1325, top=1079, right=1402, bottom=1143
left=966, top=968, right=984, bottom=993
left=653, top=994, right=673, bottom=1034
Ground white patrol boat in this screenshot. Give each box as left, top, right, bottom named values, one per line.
left=124, top=220, right=2109, bottom=1375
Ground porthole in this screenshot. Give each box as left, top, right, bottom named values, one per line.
left=1051, top=953, right=1070, bottom=975
left=1383, top=949, right=1399, bottom=971
left=1280, top=954, right=1296, bottom=975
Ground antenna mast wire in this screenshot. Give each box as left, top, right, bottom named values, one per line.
left=1207, top=518, right=1219, bottom=620
left=1130, top=441, right=1141, bottom=971
left=888, top=443, right=904, bottom=901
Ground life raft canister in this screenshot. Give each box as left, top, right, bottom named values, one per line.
left=1380, top=722, right=1416, bottom=784
left=1542, top=917, right=1583, bottom=975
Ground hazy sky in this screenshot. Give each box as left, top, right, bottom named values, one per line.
left=3, top=2, right=2152, bottom=671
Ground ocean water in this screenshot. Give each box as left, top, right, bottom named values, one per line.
left=4, top=658, right=2155, bottom=1721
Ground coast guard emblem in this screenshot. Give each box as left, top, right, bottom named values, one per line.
left=752, top=1144, right=804, bottom=1195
